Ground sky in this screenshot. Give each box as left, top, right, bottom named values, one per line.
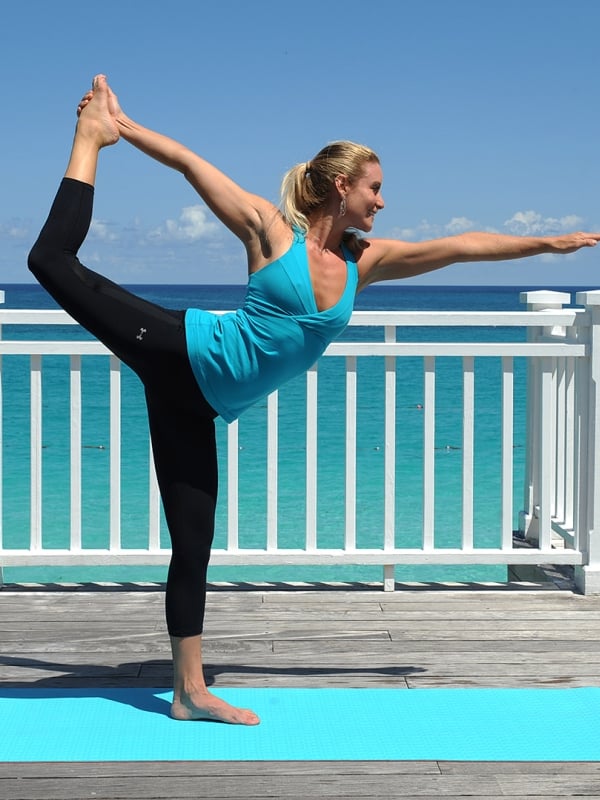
left=1, top=0, right=599, bottom=287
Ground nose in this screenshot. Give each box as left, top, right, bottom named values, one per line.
left=377, top=194, right=385, bottom=210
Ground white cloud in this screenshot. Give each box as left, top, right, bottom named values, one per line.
left=391, top=216, right=476, bottom=240
left=150, top=204, right=219, bottom=242
left=89, top=219, right=118, bottom=241
left=444, top=216, right=476, bottom=234
left=389, top=210, right=585, bottom=243
left=503, top=210, right=585, bottom=236
left=0, top=221, right=29, bottom=240
left=392, top=219, right=442, bottom=240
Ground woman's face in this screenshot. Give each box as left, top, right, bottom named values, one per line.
left=344, top=161, right=385, bottom=232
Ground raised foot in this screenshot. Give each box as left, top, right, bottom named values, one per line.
left=171, top=690, right=260, bottom=725
left=76, top=74, right=119, bottom=148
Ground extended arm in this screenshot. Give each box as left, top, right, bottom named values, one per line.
left=115, top=112, right=273, bottom=244
left=359, top=231, right=600, bottom=288
left=84, top=83, right=286, bottom=260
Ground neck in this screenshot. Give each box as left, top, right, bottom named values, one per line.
left=307, top=233, right=343, bottom=255
left=306, top=209, right=346, bottom=254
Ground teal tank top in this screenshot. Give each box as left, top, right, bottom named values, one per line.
left=185, top=230, right=358, bottom=422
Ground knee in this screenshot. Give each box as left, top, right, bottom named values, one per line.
left=170, top=540, right=212, bottom=574
left=28, top=238, right=81, bottom=289
left=27, top=239, right=52, bottom=280
left=27, top=242, right=41, bottom=278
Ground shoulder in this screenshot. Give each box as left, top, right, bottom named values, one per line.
left=351, top=237, right=417, bottom=288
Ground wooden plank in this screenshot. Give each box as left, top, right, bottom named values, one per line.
left=3, top=761, right=443, bottom=778
left=408, top=677, right=596, bottom=688
left=497, top=774, right=600, bottom=795
left=439, top=762, right=600, bottom=774
left=0, top=773, right=506, bottom=800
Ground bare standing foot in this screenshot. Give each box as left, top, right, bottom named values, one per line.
left=171, top=688, right=260, bottom=725
left=169, top=634, right=260, bottom=725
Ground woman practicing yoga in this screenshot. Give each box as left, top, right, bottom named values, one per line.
left=28, top=75, right=600, bottom=725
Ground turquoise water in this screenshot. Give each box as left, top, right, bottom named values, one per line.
left=0, top=283, right=575, bottom=584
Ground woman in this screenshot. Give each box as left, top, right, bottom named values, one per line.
left=28, top=75, right=599, bottom=725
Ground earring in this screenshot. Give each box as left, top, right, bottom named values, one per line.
left=338, top=197, right=347, bottom=217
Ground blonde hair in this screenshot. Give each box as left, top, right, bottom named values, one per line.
left=280, top=141, right=380, bottom=232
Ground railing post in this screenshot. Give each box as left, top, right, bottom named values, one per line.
left=574, top=290, right=600, bottom=593
left=0, top=289, right=4, bottom=589
left=518, top=290, right=570, bottom=545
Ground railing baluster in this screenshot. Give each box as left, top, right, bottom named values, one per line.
left=70, top=355, right=82, bottom=549
left=538, top=357, right=554, bottom=551
left=573, top=346, right=588, bottom=552
left=563, top=353, right=576, bottom=532
left=555, top=357, right=566, bottom=524
left=306, top=364, right=318, bottom=551
left=462, top=356, right=475, bottom=550
left=109, top=356, right=121, bottom=551
left=345, top=355, right=357, bottom=551
left=267, top=391, right=278, bottom=551
left=501, top=356, right=514, bottom=550
left=422, top=356, right=436, bottom=550
left=384, top=327, right=396, bottom=548
left=227, top=419, right=239, bottom=550
left=549, top=357, right=558, bottom=520
left=30, top=354, right=42, bottom=551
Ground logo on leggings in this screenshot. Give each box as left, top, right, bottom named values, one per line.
left=136, top=327, right=147, bottom=341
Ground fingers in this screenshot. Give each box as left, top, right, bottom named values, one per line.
left=572, top=233, right=600, bottom=249
left=77, top=90, right=94, bottom=117
left=557, top=232, right=600, bottom=252
left=76, top=75, right=107, bottom=117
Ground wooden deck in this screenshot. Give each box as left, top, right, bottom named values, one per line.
left=2, top=568, right=600, bottom=799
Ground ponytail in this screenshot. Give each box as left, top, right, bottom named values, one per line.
left=280, top=141, right=379, bottom=232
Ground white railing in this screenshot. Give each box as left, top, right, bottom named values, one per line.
left=1, top=289, right=600, bottom=592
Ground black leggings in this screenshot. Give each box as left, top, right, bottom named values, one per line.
left=28, top=178, right=218, bottom=637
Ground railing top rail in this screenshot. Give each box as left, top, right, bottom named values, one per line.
left=0, top=340, right=111, bottom=355
left=0, top=307, right=585, bottom=328
left=346, top=309, right=583, bottom=327
left=0, top=339, right=586, bottom=358
left=0, top=309, right=81, bottom=325
left=325, top=341, right=586, bottom=357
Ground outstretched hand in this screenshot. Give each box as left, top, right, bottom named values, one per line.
left=547, top=232, right=600, bottom=253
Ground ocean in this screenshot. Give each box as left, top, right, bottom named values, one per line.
left=0, top=283, right=581, bottom=585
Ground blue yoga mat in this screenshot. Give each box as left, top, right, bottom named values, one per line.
left=1, top=687, right=599, bottom=761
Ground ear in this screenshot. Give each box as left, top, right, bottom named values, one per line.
left=334, top=174, right=350, bottom=196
